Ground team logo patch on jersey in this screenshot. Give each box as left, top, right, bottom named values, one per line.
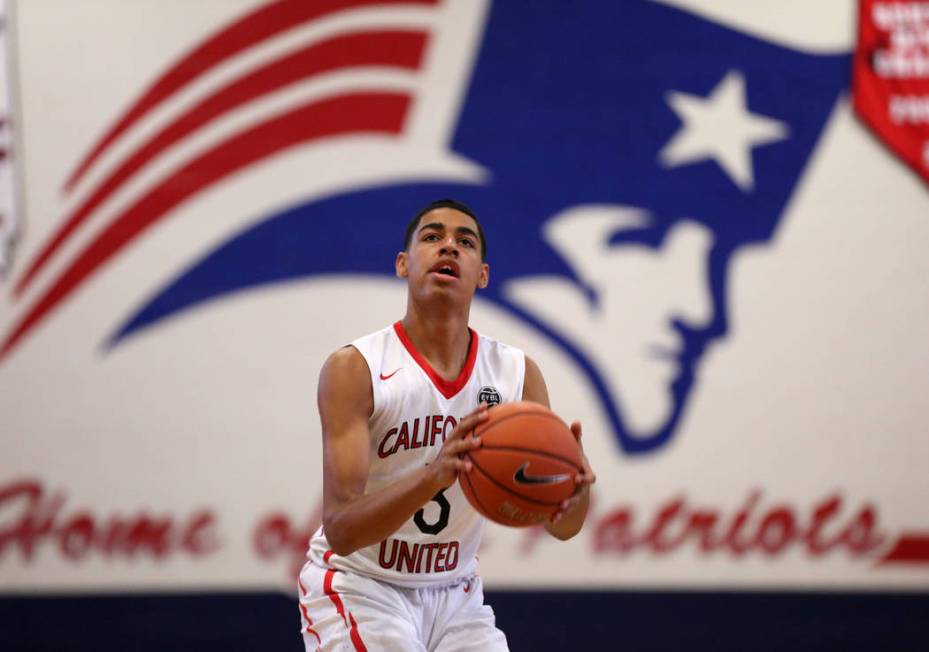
left=478, top=386, right=502, bottom=407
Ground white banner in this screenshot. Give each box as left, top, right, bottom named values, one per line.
left=2, top=0, right=929, bottom=593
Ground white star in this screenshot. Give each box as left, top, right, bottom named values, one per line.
left=658, top=70, right=789, bottom=191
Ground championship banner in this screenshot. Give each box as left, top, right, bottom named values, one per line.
left=2, top=0, right=929, bottom=597
left=854, top=0, right=929, bottom=185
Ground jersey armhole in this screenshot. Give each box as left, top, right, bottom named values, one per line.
left=345, top=341, right=380, bottom=421
left=514, top=348, right=527, bottom=402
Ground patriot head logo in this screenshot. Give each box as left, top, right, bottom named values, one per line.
left=0, top=0, right=847, bottom=455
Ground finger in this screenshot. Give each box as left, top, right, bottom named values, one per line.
left=574, top=473, right=595, bottom=487
left=448, top=405, right=489, bottom=441
left=466, top=401, right=489, bottom=418
left=583, top=462, right=596, bottom=484
left=576, top=461, right=595, bottom=478
left=550, top=496, right=580, bottom=523
left=570, top=421, right=583, bottom=442
left=578, top=454, right=595, bottom=481
left=450, top=436, right=482, bottom=456
left=448, top=456, right=474, bottom=475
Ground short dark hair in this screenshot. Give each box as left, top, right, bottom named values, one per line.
left=403, top=199, right=487, bottom=262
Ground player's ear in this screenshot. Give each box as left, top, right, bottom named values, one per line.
left=477, top=263, right=489, bottom=289
left=395, top=251, right=408, bottom=279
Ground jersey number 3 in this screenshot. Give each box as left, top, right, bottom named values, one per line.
left=414, top=489, right=450, bottom=535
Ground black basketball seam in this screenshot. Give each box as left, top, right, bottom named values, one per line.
left=478, top=410, right=567, bottom=434
left=468, top=455, right=565, bottom=507
left=477, top=410, right=578, bottom=467
left=460, top=454, right=498, bottom=520
left=477, top=445, right=580, bottom=468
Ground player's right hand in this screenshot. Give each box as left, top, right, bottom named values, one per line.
left=424, top=403, right=488, bottom=490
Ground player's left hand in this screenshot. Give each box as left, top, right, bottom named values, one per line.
left=550, top=421, right=596, bottom=524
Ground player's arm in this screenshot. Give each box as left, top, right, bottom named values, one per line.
left=521, top=355, right=596, bottom=540
left=319, top=346, right=486, bottom=556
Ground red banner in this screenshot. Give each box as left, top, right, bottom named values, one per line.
left=854, top=0, right=929, bottom=186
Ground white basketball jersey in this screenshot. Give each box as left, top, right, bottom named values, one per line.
left=308, top=321, right=525, bottom=588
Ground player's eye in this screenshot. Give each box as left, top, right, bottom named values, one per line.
left=459, top=238, right=474, bottom=248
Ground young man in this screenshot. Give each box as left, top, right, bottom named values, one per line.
left=298, top=199, right=595, bottom=651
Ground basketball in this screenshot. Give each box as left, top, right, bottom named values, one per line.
left=458, top=401, right=582, bottom=527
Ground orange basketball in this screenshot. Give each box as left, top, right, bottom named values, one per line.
left=458, top=401, right=582, bottom=527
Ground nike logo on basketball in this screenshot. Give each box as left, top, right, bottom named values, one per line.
left=379, top=368, right=401, bottom=380
left=513, top=462, right=571, bottom=485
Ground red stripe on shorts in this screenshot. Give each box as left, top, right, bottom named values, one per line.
left=323, top=569, right=368, bottom=652
left=299, top=603, right=322, bottom=644
left=349, top=612, right=367, bottom=652
left=297, top=576, right=322, bottom=644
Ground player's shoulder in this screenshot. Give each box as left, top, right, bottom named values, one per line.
left=321, top=345, right=369, bottom=381
left=475, top=329, right=523, bottom=356
left=318, top=324, right=389, bottom=366
left=321, top=323, right=397, bottom=379
left=318, top=344, right=375, bottom=418
left=474, top=329, right=526, bottom=370
left=349, top=323, right=397, bottom=355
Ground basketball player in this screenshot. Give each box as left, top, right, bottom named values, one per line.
left=298, top=200, right=595, bottom=651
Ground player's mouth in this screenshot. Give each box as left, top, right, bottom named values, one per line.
left=429, top=260, right=460, bottom=279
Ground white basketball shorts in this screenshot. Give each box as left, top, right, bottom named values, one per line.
left=297, top=561, right=509, bottom=651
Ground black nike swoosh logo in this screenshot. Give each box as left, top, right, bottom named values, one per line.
left=513, top=462, right=571, bottom=485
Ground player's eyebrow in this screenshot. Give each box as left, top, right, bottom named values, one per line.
left=418, top=222, right=445, bottom=235
left=455, top=226, right=479, bottom=241
left=418, top=222, right=479, bottom=241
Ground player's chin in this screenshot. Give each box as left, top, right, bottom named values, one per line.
left=422, top=279, right=466, bottom=296
left=425, top=285, right=477, bottom=305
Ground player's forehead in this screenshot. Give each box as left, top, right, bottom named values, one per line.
left=414, top=207, right=479, bottom=235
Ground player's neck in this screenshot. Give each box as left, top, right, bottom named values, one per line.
left=400, top=303, right=472, bottom=381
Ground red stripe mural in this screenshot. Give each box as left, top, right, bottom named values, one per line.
left=62, top=0, right=439, bottom=193
left=0, top=92, right=412, bottom=360
left=16, top=30, right=428, bottom=296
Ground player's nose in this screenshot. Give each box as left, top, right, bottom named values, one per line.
left=439, top=238, right=460, bottom=257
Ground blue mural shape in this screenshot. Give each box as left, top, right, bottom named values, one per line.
left=112, top=0, right=848, bottom=454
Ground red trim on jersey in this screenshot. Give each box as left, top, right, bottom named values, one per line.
left=393, top=320, right=478, bottom=399
left=324, top=569, right=368, bottom=652
left=323, top=549, right=334, bottom=564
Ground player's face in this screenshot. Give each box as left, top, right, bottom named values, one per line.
left=396, top=208, right=489, bottom=303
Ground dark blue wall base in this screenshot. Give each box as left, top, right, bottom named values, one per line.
left=3, top=591, right=928, bottom=651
